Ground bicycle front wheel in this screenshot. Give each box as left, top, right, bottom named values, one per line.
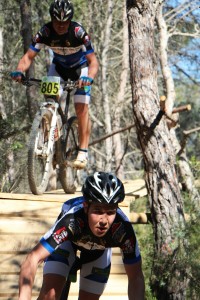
left=59, top=116, right=79, bottom=194
left=28, top=109, right=54, bottom=195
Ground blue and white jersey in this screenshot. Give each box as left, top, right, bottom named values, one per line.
left=30, top=21, right=94, bottom=68
left=40, top=197, right=141, bottom=265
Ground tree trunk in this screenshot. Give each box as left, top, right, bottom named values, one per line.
left=126, top=0, right=189, bottom=298
left=19, top=0, right=37, bottom=121
left=156, top=4, right=200, bottom=209
left=113, top=0, right=129, bottom=180
left=101, top=0, right=113, bottom=171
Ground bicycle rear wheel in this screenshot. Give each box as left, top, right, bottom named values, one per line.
left=28, top=109, right=54, bottom=195
left=59, top=116, right=79, bottom=193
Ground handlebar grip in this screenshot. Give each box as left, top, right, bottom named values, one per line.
left=10, top=71, right=24, bottom=78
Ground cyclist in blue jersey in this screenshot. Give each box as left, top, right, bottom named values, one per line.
left=18, top=172, right=145, bottom=300
left=11, top=0, right=99, bottom=169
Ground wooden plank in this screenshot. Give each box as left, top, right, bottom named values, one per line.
left=0, top=196, right=128, bottom=217
left=0, top=179, right=146, bottom=205
left=0, top=190, right=81, bottom=202
left=0, top=199, right=62, bottom=216
left=0, top=234, right=41, bottom=252
left=0, top=274, right=128, bottom=299
left=0, top=217, right=54, bottom=234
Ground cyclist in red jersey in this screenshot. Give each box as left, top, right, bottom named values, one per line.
left=11, top=0, right=99, bottom=169
left=18, top=172, right=145, bottom=300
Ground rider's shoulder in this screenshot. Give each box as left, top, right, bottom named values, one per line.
left=70, top=21, right=87, bottom=39
left=39, top=23, right=52, bottom=36
left=62, top=196, right=85, bottom=212
left=34, top=23, right=51, bottom=38
left=116, top=207, right=131, bottom=223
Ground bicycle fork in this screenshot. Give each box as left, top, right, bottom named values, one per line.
left=40, top=102, right=60, bottom=157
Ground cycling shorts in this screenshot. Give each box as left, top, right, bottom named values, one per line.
left=48, top=63, right=91, bottom=105
left=43, top=241, right=111, bottom=295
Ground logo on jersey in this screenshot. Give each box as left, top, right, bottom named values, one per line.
left=83, top=35, right=91, bottom=47
left=65, top=40, right=71, bottom=46
left=75, top=26, right=85, bottom=39
left=121, top=237, right=135, bottom=254
left=68, top=220, right=75, bottom=234
left=112, top=222, right=126, bottom=242
left=32, top=33, right=41, bottom=44
left=53, top=226, right=68, bottom=244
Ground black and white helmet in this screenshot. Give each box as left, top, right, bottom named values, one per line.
left=82, top=172, right=125, bottom=204
left=49, top=0, right=74, bottom=21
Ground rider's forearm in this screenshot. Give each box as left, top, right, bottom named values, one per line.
left=86, top=53, right=99, bottom=80
left=88, top=60, right=99, bottom=80
left=16, top=55, right=32, bottom=73
left=16, top=50, right=37, bottom=73
left=18, top=255, right=38, bottom=300
left=128, top=276, right=145, bottom=300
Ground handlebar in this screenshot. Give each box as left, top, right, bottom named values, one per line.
left=21, top=76, right=78, bottom=91
left=10, top=72, right=78, bottom=91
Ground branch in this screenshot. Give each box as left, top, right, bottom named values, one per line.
left=178, top=126, right=200, bottom=155
left=174, top=64, right=200, bottom=85
left=89, top=124, right=135, bottom=146
left=172, top=104, right=191, bottom=114
left=0, top=125, right=31, bottom=141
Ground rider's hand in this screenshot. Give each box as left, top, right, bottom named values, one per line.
left=10, top=71, right=24, bottom=83
left=78, top=76, right=93, bottom=88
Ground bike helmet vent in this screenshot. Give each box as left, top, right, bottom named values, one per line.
left=82, top=172, right=125, bottom=204
left=50, top=0, right=74, bottom=22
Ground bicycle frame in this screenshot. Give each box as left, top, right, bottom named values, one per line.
left=23, top=76, right=79, bottom=195
left=36, top=101, right=60, bottom=157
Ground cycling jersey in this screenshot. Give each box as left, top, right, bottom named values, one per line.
left=41, top=197, right=141, bottom=264
left=30, top=21, right=94, bottom=104
left=30, top=21, right=94, bottom=69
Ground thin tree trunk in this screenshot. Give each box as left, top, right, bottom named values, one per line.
left=113, top=0, right=129, bottom=180
left=19, top=0, right=37, bottom=121
left=101, top=0, right=113, bottom=171
left=156, top=4, right=200, bottom=209
left=0, top=28, right=15, bottom=191
left=127, top=0, right=189, bottom=298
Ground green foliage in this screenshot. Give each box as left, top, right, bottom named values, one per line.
left=130, top=191, right=200, bottom=299
left=130, top=197, right=156, bottom=299
left=11, top=141, right=23, bottom=150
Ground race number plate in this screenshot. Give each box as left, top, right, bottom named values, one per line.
left=40, top=76, right=60, bottom=96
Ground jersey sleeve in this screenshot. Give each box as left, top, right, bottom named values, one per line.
left=117, top=209, right=142, bottom=264
left=40, top=214, right=72, bottom=253
left=29, top=25, right=50, bottom=52
left=74, top=23, right=94, bottom=55
left=40, top=197, right=84, bottom=253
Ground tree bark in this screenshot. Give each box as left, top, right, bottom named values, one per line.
left=113, top=0, right=129, bottom=180
left=18, top=0, right=37, bottom=120
left=101, top=0, right=113, bottom=171
left=156, top=4, right=200, bottom=209
left=126, top=0, right=188, bottom=298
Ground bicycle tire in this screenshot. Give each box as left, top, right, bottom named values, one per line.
left=59, top=116, right=79, bottom=194
left=28, top=109, right=54, bottom=195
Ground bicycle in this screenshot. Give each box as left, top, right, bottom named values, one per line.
left=20, top=75, right=79, bottom=195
